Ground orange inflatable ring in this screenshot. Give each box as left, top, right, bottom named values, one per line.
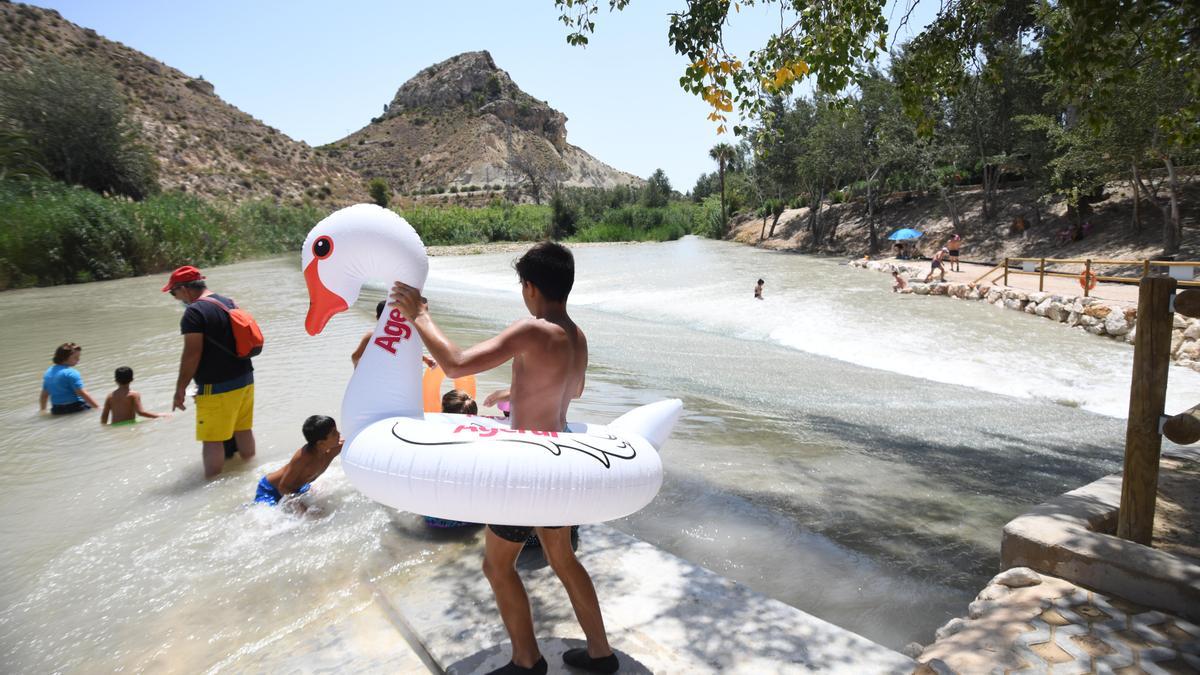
left=1079, top=270, right=1097, bottom=291
left=422, top=366, right=477, bottom=413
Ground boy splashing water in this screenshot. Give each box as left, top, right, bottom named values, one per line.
left=390, top=242, right=616, bottom=675
left=254, top=415, right=343, bottom=508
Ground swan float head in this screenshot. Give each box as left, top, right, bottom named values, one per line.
left=301, top=204, right=428, bottom=336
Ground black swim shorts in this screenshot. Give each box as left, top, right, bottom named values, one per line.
left=50, top=401, right=90, bottom=415
left=488, top=524, right=564, bottom=543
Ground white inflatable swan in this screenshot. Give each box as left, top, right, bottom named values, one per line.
left=302, top=204, right=682, bottom=525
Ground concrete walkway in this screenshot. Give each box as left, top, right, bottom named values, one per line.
left=383, top=524, right=914, bottom=674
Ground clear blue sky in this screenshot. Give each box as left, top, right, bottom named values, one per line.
left=27, top=1, right=937, bottom=192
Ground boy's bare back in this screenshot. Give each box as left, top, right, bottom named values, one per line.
left=509, top=316, right=587, bottom=433
left=266, top=441, right=343, bottom=495
left=104, top=388, right=140, bottom=424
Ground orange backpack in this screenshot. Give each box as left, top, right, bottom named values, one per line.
left=199, top=296, right=264, bottom=359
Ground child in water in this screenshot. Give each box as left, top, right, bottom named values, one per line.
left=101, top=367, right=169, bottom=425
left=40, top=342, right=99, bottom=415
left=754, top=278, right=765, bottom=300
left=351, top=301, right=386, bottom=368
left=892, top=270, right=908, bottom=293
left=422, top=390, right=481, bottom=529
left=254, top=415, right=343, bottom=507
left=441, top=389, right=478, bottom=415
left=353, top=300, right=436, bottom=369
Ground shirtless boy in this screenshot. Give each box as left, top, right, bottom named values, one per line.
left=101, top=367, right=168, bottom=425
left=924, top=248, right=949, bottom=283
left=254, top=415, right=343, bottom=507
left=390, top=242, right=616, bottom=675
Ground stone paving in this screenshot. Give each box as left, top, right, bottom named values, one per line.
left=916, top=568, right=1200, bottom=674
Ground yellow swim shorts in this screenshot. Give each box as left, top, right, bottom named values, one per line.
left=195, top=383, right=254, bottom=442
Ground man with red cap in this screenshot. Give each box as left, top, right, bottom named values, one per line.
left=163, top=266, right=256, bottom=478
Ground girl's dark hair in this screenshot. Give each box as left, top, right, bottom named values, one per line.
left=302, top=415, right=337, bottom=450
left=114, top=366, right=134, bottom=384
left=441, top=390, right=478, bottom=415
left=514, top=242, right=574, bottom=302
left=757, top=279, right=764, bottom=285
left=53, top=342, right=81, bottom=364
left=375, top=300, right=386, bottom=319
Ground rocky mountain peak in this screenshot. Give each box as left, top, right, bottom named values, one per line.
left=384, top=50, right=567, bottom=151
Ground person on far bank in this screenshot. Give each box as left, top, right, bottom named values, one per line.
left=165, top=266, right=257, bottom=478
left=754, top=278, right=765, bottom=300
left=947, top=234, right=962, bottom=272
left=924, top=248, right=948, bottom=284
left=40, top=342, right=99, bottom=415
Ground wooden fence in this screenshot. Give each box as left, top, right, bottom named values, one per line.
left=1001, top=258, right=1200, bottom=297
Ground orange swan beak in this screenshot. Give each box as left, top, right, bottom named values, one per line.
left=304, top=259, right=348, bottom=335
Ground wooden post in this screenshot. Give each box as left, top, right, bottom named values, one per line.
left=1143, top=260, right=1151, bottom=279
left=1084, top=259, right=1092, bottom=297
left=1003, top=258, right=1009, bottom=287
left=1117, top=275, right=1177, bottom=544
left=1039, top=258, right=1046, bottom=292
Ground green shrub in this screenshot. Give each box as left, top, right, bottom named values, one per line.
left=0, top=58, right=158, bottom=199
left=367, top=177, right=389, bottom=207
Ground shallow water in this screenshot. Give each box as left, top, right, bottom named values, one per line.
left=2, top=237, right=1196, bottom=671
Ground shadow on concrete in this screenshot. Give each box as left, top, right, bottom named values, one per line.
left=446, top=638, right=652, bottom=675
left=410, top=526, right=909, bottom=674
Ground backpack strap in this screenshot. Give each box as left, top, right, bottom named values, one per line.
left=194, top=296, right=241, bottom=358
left=197, top=295, right=238, bottom=312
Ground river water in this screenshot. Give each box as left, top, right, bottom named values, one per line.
left=3, top=236, right=1198, bottom=672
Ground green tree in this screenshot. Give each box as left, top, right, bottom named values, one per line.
left=367, top=177, right=390, bottom=208
left=555, top=1, right=1197, bottom=153
left=0, top=58, right=158, bottom=199
left=550, top=189, right=579, bottom=238
left=708, top=143, right=736, bottom=233
left=642, top=168, right=672, bottom=208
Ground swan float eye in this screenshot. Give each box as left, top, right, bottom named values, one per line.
left=313, top=236, right=333, bottom=260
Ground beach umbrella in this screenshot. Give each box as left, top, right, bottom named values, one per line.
left=887, top=228, right=923, bottom=241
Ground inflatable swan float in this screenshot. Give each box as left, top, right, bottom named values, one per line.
left=302, top=204, right=682, bottom=525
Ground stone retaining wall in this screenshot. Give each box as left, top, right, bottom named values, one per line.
left=850, top=259, right=1200, bottom=373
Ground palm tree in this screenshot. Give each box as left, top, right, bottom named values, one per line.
left=709, top=143, right=736, bottom=235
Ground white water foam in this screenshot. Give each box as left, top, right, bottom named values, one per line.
left=427, top=240, right=1200, bottom=419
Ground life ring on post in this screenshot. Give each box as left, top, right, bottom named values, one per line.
left=422, top=366, right=476, bottom=413
left=1079, top=269, right=1097, bottom=292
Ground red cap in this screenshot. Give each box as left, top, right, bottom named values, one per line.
left=162, top=265, right=205, bottom=292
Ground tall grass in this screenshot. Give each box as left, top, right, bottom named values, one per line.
left=0, top=180, right=722, bottom=290
left=571, top=199, right=722, bottom=242
left=398, top=203, right=550, bottom=245
left=0, top=180, right=323, bottom=289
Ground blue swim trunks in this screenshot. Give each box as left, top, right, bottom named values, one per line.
left=254, top=476, right=310, bottom=506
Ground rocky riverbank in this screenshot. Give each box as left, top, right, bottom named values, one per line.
left=851, top=258, right=1200, bottom=374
